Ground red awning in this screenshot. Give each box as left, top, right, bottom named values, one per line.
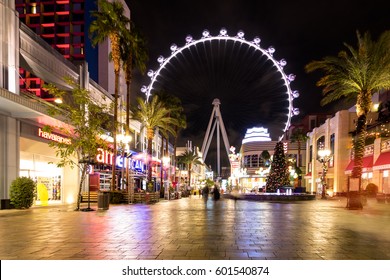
left=374, top=151, right=390, bottom=170
left=304, top=172, right=312, bottom=178
left=345, top=156, right=373, bottom=173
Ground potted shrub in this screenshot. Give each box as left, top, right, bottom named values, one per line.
left=9, top=177, right=36, bottom=209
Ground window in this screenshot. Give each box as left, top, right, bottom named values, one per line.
left=251, top=154, right=259, bottom=167
left=316, top=136, right=325, bottom=151
left=310, top=119, right=316, bottom=130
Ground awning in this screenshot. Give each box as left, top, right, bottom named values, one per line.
left=374, top=151, right=390, bottom=170
left=304, top=172, right=312, bottom=178
left=345, top=156, right=373, bottom=174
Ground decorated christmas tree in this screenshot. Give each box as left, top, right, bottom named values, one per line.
left=266, top=141, right=290, bottom=192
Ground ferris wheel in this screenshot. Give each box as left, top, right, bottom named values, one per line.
left=141, top=28, right=300, bottom=142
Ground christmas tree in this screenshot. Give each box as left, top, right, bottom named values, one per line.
left=266, top=141, right=290, bottom=192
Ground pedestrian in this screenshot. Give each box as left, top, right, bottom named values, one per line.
left=213, top=186, right=220, bottom=200
left=202, top=186, right=209, bottom=201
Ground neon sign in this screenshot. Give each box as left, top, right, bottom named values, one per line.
left=38, top=128, right=71, bottom=145
left=95, top=148, right=145, bottom=172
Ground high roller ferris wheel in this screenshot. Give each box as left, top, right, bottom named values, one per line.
left=141, top=28, right=300, bottom=170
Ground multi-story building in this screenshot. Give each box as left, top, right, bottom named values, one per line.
left=15, top=0, right=128, bottom=98
left=1, top=1, right=175, bottom=208
left=237, top=127, right=306, bottom=192
left=305, top=91, right=390, bottom=196
left=175, top=143, right=206, bottom=192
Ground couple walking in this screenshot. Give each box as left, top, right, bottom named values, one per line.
left=202, top=185, right=220, bottom=200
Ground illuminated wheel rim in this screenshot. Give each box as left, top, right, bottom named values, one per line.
left=141, top=28, right=299, bottom=140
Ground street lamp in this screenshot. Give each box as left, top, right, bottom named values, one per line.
left=317, top=149, right=331, bottom=199
left=117, top=133, right=132, bottom=190
left=162, top=156, right=170, bottom=200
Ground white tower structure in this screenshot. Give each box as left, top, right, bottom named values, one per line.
left=201, top=99, right=231, bottom=177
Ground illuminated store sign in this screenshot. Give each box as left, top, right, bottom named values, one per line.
left=95, top=148, right=145, bottom=172
left=38, top=128, right=71, bottom=145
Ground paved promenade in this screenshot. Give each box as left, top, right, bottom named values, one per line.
left=0, top=196, right=389, bottom=260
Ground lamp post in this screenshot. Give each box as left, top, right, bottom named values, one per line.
left=317, top=149, right=331, bottom=199
left=117, top=133, right=132, bottom=191
left=162, top=156, right=170, bottom=200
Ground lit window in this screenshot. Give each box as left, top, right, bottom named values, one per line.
left=384, top=170, right=389, bottom=178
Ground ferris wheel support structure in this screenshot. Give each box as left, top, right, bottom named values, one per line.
left=201, top=99, right=230, bottom=177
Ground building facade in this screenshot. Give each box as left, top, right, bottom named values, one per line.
left=236, top=127, right=307, bottom=192
left=1, top=1, right=175, bottom=208
left=305, top=93, right=390, bottom=196
left=15, top=0, right=128, bottom=98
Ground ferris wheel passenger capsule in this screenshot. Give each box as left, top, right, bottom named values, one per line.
left=292, top=90, right=300, bottom=98
left=253, top=37, right=261, bottom=45
left=202, top=29, right=210, bottom=38
left=279, top=59, right=287, bottom=67
left=157, top=55, right=164, bottom=64
left=219, top=28, right=228, bottom=36
left=185, top=35, right=193, bottom=44
left=170, top=44, right=178, bottom=52
left=237, top=30, right=245, bottom=38
left=268, top=47, right=275, bottom=55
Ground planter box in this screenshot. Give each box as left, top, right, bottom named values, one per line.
left=0, top=199, right=14, bottom=210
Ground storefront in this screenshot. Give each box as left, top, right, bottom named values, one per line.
left=373, top=151, right=390, bottom=193
left=20, top=123, right=79, bottom=205
left=90, top=148, right=147, bottom=191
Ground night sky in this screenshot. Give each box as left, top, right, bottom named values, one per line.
left=127, top=0, right=390, bottom=170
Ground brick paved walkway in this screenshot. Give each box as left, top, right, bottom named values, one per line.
left=0, top=196, right=389, bottom=260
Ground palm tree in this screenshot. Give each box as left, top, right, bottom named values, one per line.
left=120, top=22, right=148, bottom=135
left=90, top=0, right=130, bottom=190
left=305, top=30, right=390, bottom=184
left=290, top=128, right=309, bottom=186
left=177, top=149, right=203, bottom=189
left=132, top=95, right=179, bottom=190
left=155, top=90, right=187, bottom=180
left=260, top=150, right=271, bottom=167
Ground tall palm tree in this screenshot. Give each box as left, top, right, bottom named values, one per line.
left=155, top=90, right=187, bottom=179
left=132, top=95, right=179, bottom=190
left=290, top=128, right=309, bottom=186
left=260, top=150, right=271, bottom=167
left=177, top=149, right=203, bottom=188
left=90, top=0, right=130, bottom=190
left=289, top=128, right=308, bottom=167
left=120, top=22, right=148, bottom=135
left=305, top=30, right=390, bottom=187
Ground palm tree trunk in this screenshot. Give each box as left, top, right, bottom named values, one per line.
left=297, top=141, right=302, bottom=186
left=126, top=80, right=130, bottom=134
left=352, top=114, right=367, bottom=186
left=160, top=136, right=165, bottom=195
left=147, top=128, right=154, bottom=187
left=111, top=72, right=119, bottom=191
left=188, top=163, right=192, bottom=189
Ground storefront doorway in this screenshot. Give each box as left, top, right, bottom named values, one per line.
left=20, top=138, right=63, bottom=205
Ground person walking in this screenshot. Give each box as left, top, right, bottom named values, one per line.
left=202, top=186, right=209, bottom=201
left=213, top=186, right=220, bottom=200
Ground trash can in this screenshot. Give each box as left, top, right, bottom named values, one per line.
left=98, top=191, right=110, bottom=210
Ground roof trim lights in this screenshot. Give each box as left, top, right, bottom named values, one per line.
left=242, top=127, right=272, bottom=144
